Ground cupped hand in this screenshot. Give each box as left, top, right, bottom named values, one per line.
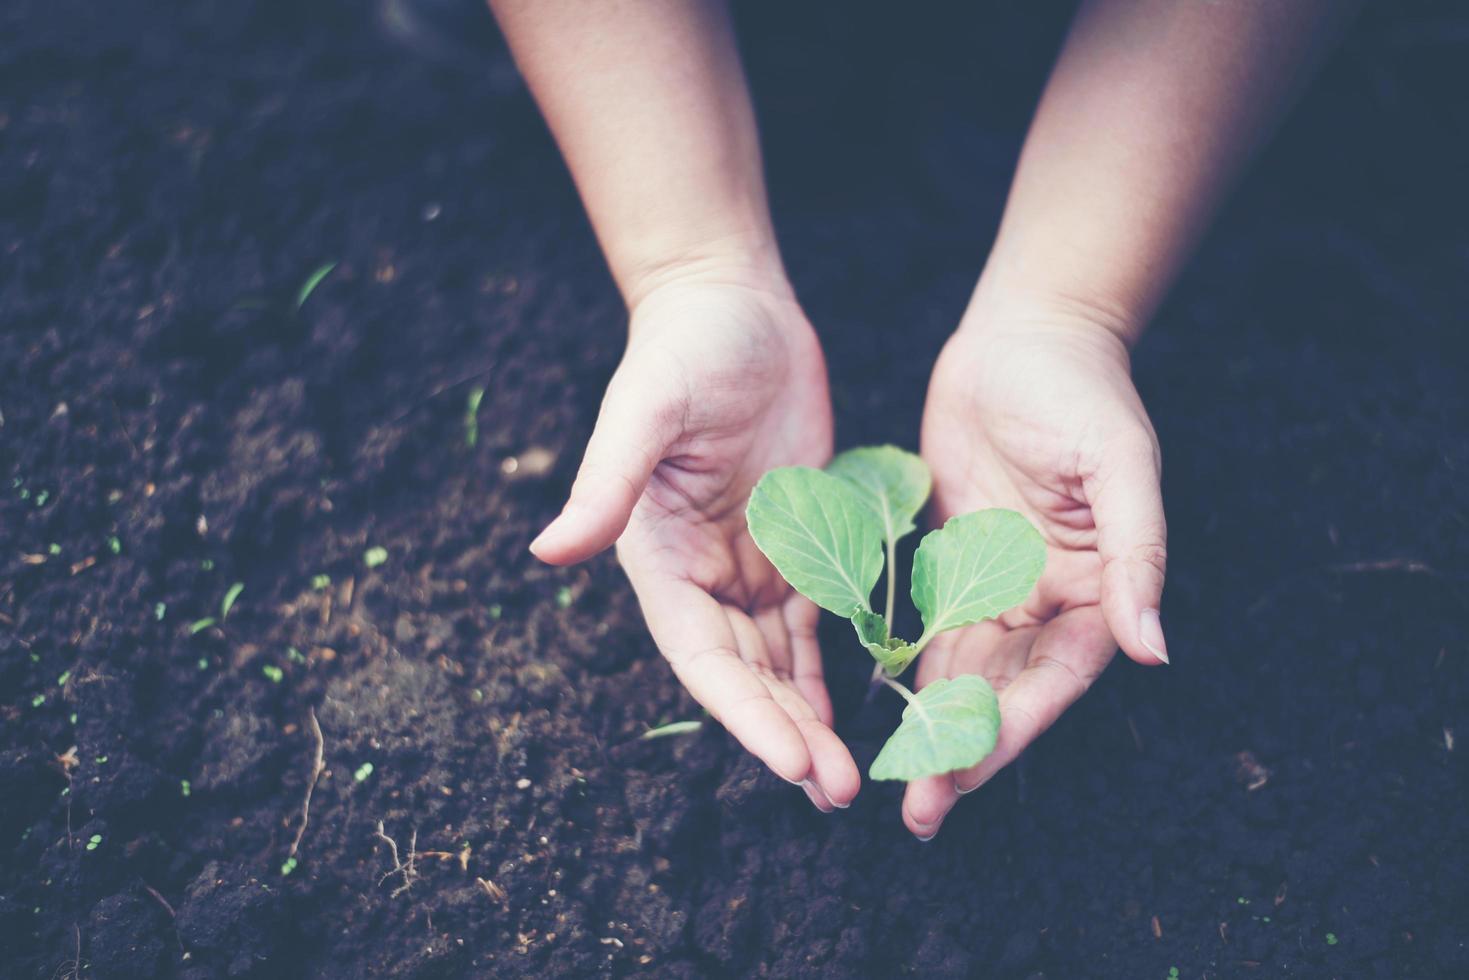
left=530, top=276, right=859, bottom=811
left=902, top=305, right=1169, bottom=838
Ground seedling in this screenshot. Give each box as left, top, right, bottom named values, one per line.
left=310, top=574, right=331, bottom=591
left=296, top=261, right=337, bottom=310
left=85, top=834, right=102, bottom=851
left=364, top=546, right=388, bottom=569
left=746, top=446, right=1044, bottom=781
left=465, top=386, right=485, bottom=448
left=639, top=720, right=703, bottom=741
left=221, top=581, right=245, bottom=619
left=262, top=664, right=284, bottom=684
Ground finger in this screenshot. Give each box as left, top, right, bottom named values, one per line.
left=1088, top=435, right=1170, bottom=666
left=735, top=612, right=859, bottom=809
left=753, top=606, right=793, bottom=678
left=902, top=623, right=1031, bottom=838
left=951, top=605, right=1113, bottom=793
left=631, top=573, right=812, bottom=783
left=529, top=363, right=681, bottom=566
left=782, top=596, right=833, bottom=726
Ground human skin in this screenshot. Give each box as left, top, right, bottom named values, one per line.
left=902, top=0, right=1358, bottom=839
left=486, top=0, right=1355, bottom=825
left=490, top=0, right=858, bottom=811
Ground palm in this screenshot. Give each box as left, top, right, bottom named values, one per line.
left=554, top=282, right=859, bottom=808
left=902, top=321, right=1164, bottom=836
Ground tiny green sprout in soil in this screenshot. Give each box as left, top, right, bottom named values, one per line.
left=189, top=617, right=217, bottom=635
left=197, top=657, right=210, bottom=670
left=154, top=602, right=166, bottom=621
left=262, top=664, right=284, bottom=684
left=465, top=386, right=486, bottom=448
left=354, top=762, right=374, bottom=782
left=57, top=670, right=71, bottom=686
left=31, top=694, right=45, bottom=708
left=48, top=542, right=60, bottom=555
left=86, top=834, right=102, bottom=851
left=640, top=720, right=703, bottom=741
left=1167, top=968, right=1179, bottom=980
left=201, top=558, right=214, bottom=571
left=311, top=573, right=331, bottom=591
left=363, top=546, right=388, bottom=569
left=220, top=581, right=245, bottom=619
left=180, top=779, right=191, bottom=797
left=488, top=603, right=503, bottom=620
left=1326, top=933, right=1339, bottom=946
left=95, top=755, right=108, bottom=764
left=295, top=261, right=337, bottom=310
left=281, top=856, right=299, bottom=876
left=34, top=489, right=49, bottom=507
left=287, top=647, right=307, bottom=664
left=107, top=535, right=122, bottom=555
left=555, top=586, right=574, bottom=609
left=746, top=446, right=1046, bottom=781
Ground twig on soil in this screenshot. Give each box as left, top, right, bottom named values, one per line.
left=1126, top=714, right=1144, bottom=752
left=284, top=709, right=327, bottom=867
left=383, top=367, right=494, bottom=429
left=110, top=399, right=141, bottom=459
left=52, top=923, right=81, bottom=980
left=141, top=884, right=185, bottom=954
left=476, top=877, right=509, bottom=907
left=141, top=883, right=175, bottom=919
left=1250, top=556, right=1450, bottom=617
left=374, top=821, right=418, bottom=898
left=1326, top=558, right=1437, bottom=575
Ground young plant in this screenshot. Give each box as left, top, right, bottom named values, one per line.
left=746, top=446, right=1045, bottom=781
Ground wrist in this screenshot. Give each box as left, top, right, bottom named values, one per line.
left=619, top=228, right=794, bottom=314
left=959, top=267, right=1146, bottom=352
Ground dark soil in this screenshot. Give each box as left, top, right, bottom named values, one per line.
left=3, top=1, right=1467, bottom=977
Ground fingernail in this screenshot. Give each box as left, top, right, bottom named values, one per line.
left=800, top=779, right=835, bottom=813
left=1139, top=608, right=1169, bottom=664
left=955, top=774, right=989, bottom=796
left=913, top=816, right=943, bottom=842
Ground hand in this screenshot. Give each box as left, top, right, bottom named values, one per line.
left=530, top=274, right=860, bottom=811
left=902, top=302, right=1169, bottom=838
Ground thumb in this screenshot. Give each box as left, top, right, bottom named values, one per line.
left=529, top=368, right=680, bottom=566
left=1089, top=435, right=1170, bottom=666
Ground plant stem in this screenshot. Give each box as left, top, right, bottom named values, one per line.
left=883, top=536, right=897, bottom=629
left=881, top=675, right=917, bottom=705
left=866, top=660, right=886, bottom=698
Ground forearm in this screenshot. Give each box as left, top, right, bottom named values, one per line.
left=974, top=0, right=1358, bottom=341
left=488, top=0, right=784, bottom=308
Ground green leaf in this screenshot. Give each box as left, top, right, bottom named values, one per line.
left=746, top=467, right=883, bottom=616
left=851, top=609, right=919, bottom=676
left=638, top=720, right=704, bottom=741
left=913, top=510, right=1046, bottom=641
left=220, top=581, right=244, bottom=619
left=869, top=675, right=1001, bottom=781
left=825, top=446, right=931, bottom=545
left=295, top=261, right=337, bottom=310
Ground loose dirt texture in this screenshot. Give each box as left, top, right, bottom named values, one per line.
left=3, top=1, right=1468, bottom=977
